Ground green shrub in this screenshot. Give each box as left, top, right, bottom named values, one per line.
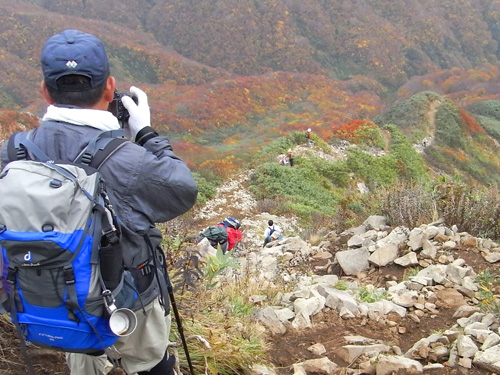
left=433, top=101, right=466, bottom=148
left=356, top=285, right=388, bottom=303
left=471, top=114, right=500, bottom=143
left=475, top=270, right=500, bottom=314
left=300, top=157, right=350, bottom=188
left=258, top=132, right=302, bottom=160
left=346, top=148, right=399, bottom=187
left=203, top=247, right=239, bottom=289
left=383, top=124, right=429, bottom=182
left=192, top=172, right=219, bottom=206
left=466, top=100, right=500, bottom=121
left=355, top=125, right=386, bottom=149
left=334, top=280, right=348, bottom=290
left=373, top=91, right=442, bottom=130
left=249, top=161, right=340, bottom=223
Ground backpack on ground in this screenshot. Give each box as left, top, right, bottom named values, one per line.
left=201, top=225, right=228, bottom=247
left=0, top=130, right=135, bottom=355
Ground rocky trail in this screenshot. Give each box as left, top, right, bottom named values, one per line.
left=191, top=169, right=500, bottom=375
left=2, top=157, right=500, bottom=375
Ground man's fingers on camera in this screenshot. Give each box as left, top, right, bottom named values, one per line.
left=129, top=86, right=148, bottom=105
left=121, top=94, right=138, bottom=111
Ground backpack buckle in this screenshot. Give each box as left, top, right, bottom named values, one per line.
left=80, top=151, right=92, bottom=165
left=63, top=266, right=75, bottom=285
left=103, top=228, right=120, bottom=245
left=16, top=147, right=27, bottom=160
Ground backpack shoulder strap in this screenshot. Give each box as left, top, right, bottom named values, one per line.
left=87, top=137, right=129, bottom=169
left=8, top=131, right=53, bottom=162
left=7, top=131, right=32, bottom=161
left=75, top=130, right=129, bottom=169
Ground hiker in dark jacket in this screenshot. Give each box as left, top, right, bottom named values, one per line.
left=1, top=29, right=197, bottom=375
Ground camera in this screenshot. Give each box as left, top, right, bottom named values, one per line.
left=108, top=91, right=137, bottom=128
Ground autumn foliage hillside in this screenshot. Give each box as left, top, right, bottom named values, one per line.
left=30, top=0, right=500, bottom=88
left=3, top=0, right=500, bottom=177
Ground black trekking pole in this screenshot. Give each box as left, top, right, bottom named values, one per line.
left=144, top=234, right=195, bottom=375
left=164, top=269, right=195, bottom=375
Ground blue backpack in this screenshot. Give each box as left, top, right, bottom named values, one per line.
left=222, top=217, right=241, bottom=230
left=0, top=131, right=135, bottom=355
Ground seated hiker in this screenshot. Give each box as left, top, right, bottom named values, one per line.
left=262, top=220, right=283, bottom=247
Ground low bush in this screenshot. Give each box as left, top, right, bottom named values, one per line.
left=434, top=179, right=500, bottom=239
left=249, top=161, right=340, bottom=224
left=379, top=181, right=437, bottom=228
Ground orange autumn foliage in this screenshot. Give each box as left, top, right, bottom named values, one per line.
left=0, top=110, right=38, bottom=141
left=333, top=119, right=377, bottom=143
left=442, top=148, right=469, bottom=162
left=458, top=108, right=484, bottom=134
left=199, top=157, right=239, bottom=179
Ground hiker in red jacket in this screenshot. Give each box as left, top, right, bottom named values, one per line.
left=218, top=217, right=243, bottom=252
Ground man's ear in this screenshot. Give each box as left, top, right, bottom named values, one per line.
left=104, top=76, right=116, bottom=103
left=40, top=81, right=55, bottom=104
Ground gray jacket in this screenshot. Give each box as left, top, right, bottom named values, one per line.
left=1, top=120, right=198, bottom=309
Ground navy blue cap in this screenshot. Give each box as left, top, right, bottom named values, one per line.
left=41, top=29, right=110, bottom=92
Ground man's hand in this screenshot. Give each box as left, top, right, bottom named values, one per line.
left=121, top=86, right=151, bottom=140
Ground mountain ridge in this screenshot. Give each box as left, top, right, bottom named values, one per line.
left=2, top=0, right=500, bottom=185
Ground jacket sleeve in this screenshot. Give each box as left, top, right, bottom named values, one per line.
left=103, top=134, right=198, bottom=228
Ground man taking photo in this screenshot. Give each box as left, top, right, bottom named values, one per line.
left=1, top=29, right=198, bottom=375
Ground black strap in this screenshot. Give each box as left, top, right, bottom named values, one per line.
left=7, top=267, right=23, bottom=313
left=7, top=130, right=128, bottom=170
left=75, top=130, right=128, bottom=169
left=88, top=138, right=128, bottom=169
left=7, top=267, right=36, bottom=375
left=16, top=137, right=51, bottom=162
left=7, top=132, right=30, bottom=161
left=143, top=234, right=170, bottom=315
left=63, top=265, right=80, bottom=323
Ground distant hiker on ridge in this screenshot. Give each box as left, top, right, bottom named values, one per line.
left=305, top=128, right=313, bottom=146
left=287, top=148, right=294, bottom=167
